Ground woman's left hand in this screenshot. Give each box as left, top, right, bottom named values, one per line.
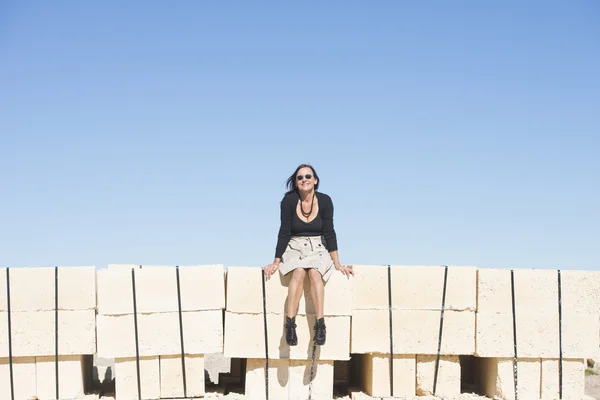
left=335, top=264, right=354, bottom=278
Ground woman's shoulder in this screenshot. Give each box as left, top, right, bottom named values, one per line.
left=316, top=191, right=333, bottom=204
left=281, top=191, right=299, bottom=204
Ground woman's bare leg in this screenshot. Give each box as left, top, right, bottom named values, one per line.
left=308, top=269, right=325, bottom=319
left=287, top=268, right=307, bottom=317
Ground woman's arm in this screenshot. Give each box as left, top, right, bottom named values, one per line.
left=321, top=194, right=353, bottom=278
left=265, top=195, right=293, bottom=279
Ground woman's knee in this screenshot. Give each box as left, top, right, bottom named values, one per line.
left=291, top=268, right=306, bottom=283
left=308, top=269, right=323, bottom=283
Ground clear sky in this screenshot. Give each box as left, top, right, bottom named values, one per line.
left=1, top=2, right=598, bottom=271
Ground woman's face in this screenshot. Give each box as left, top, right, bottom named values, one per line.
left=295, top=167, right=317, bottom=192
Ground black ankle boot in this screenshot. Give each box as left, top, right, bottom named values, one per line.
left=314, top=317, right=326, bottom=346
left=285, top=316, right=298, bottom=346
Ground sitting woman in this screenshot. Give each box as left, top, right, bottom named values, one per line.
left=263, top=163, right=353, bottom=346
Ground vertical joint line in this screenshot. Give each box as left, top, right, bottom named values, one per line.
left=433, top=265, right=449, bottom=396
left=511, top=269, right=519, bottom=400
left=387, top=264, right=394, bottom=397
left=176, top=266, right=188, bottom=398
left=558, top=270, right=563, bottom=399
left=261, top=269, right=269, bottom=400
left=55, top=266, right=59, bottom=400
left=7, top=268, right=15, bottom=400
left=132, top=268, right=142, bottom=400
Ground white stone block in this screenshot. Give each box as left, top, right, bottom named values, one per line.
left=0, top=356, right=36, bottom=400
left=224, top=311, right=350, bottom=360
left=480, top=357, right=540, bottom=400
left=477, top=268, right=560, bottom=314
left=97, top=310, right=222, bottom=358
left=0, top=310, right=96, bottom=357
left=178, top=264, right=225, bottom=311
left=359, top=353, right=416, bottom=398
left=58, top=266, right=97, bottom=310
left=98, top=265, right=225, bottom=315
left=416, top=355, right=460, bottom=397
left=540, top=358, right=585, bottom=399
left=115, top=356, right=160, bottom=400
left=160, top=355, right=205, bottom=398
left=245, top=358, right=334, bottom=400
left=561, top=270, right=600, bottom=315
left=351, top=309, right=474, bottom=355
left=351, top=265, right=389, bottom=310
left=0, top=267, right=96, bottom=312
left=226, top=266, right=351, bottom=316
left=391, top=265, right=476, bottom=311
left=36, top=355, right=85, bottom=400
left=475, top=312, right=599, bottom=358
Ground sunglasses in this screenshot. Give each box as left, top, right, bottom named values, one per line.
left=296, top=174, right=313, bottom=181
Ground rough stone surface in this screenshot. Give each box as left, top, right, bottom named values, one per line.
left=115, top=356, right=160, bottom=400
left=359, top=353, right=416, bottom=397
left=0, top=356, right=36, bottom=400
left=36, top=355, right=85, bottom=400
left=416, top=355, right=461, bottom=397
left=480, top=357, right=540, bottom=400
left=476, top=312, right=599, bottom=358
left=0, top=310, right=96, bottom=357
left=245, top=358, right=334, bottom=400
left=351, top=309, right=475, bottom=355
left=541, top=358, right=585, bottom=399
left=160, top=354, right=205, bottom=398
left=97, top=310, right=223, bottom=358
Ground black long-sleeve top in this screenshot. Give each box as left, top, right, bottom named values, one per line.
left=275, top=191, right=338, bottom=259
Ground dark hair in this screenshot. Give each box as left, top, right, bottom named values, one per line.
left=285, top=164, right=320, bottom=194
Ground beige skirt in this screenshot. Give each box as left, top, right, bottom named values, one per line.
left=279, top=236, right=335, bottom=282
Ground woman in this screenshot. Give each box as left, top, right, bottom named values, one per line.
left=263, top=164, right=354, bottom=347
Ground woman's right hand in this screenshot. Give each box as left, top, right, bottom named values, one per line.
left=263, top=263, right=280, bottom=280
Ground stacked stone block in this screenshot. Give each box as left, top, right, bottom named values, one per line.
left=224, top=266, right=353, bottom=400
left=96, top=264, right=225, bottom=399
left=350, top=265, right=477, bottom=398
left=475, top=268, right=600, bottom=400
left=0, top=266, right=96, bottom=400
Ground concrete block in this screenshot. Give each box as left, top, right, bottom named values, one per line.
left=0, top=267, right=96, bottom=312
left=135, top=266, right=179, bottom=313
left=351, top=265, right=389, bottom=310
left=245, top=358, right=334, bottom=400
left=6, top=267, right=55, bottom=311
left=351, top=309, right=475, bottom=355
left=178, top=264, right=225, bottom=311
left=97, top=268, right=134, bottom=315
left=115, top=356, right=160, bottom=400
left=58, top=266, right=97, bottom=310
left=160, top=355, right=205, bottom=398
left=99, top=265, right=226, bottom=315
left=224, top=311, right=350, bottom=360
left=35, top=355, right=85, bottom=400
left=0, top=310, right=96, bottom=357
left=475, top=312, right=599, bottom=358
left=97, top=310, right=222, bottom=358
left=359, top=353, right=416, bottom=398
left=391, top=265, right=476, bottom=311
left=561, top=270, right=600, bottom=315
left=0, top=356, right=36, bottom=400
left=416, top=355, right=460, bottom=397
left=226, top=266, right=351, bottom=315
left=541, top=358, right=585, bottom=399
left=477, top=268, right=560, bottom=314
left=480, top=357, right=540, bottom=400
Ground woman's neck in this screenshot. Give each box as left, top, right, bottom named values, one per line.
left=298, top=189, right=315, bottom=201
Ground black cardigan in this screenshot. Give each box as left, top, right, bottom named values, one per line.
left=275, top=191, right=338, bottom=259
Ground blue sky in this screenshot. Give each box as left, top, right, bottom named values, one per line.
left=1, top=2, right=598, bottom=271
